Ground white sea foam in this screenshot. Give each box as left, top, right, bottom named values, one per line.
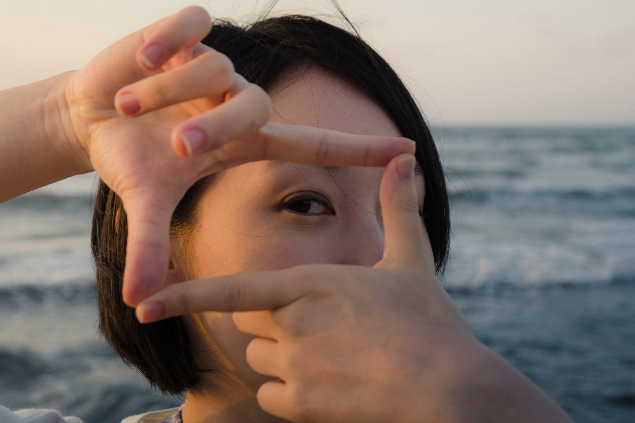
left=0, top=247, right=93, bottom=287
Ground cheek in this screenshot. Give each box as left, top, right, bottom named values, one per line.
left=192, top=229, right=339, bottom=278
left=235, top=235, right=337, bottom=272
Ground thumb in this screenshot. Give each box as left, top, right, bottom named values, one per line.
left=378, top=154, right=427, bottom=269
left=120, top=190, right=177, bottom=306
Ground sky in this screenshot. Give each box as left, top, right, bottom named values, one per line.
left=1, top=0, right=633, bottom=126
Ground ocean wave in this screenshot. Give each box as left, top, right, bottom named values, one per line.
left=0, top=348, right=49, bottom=389
left=449, top=186, right=635, bottom=201
left=443, top=236, right=635, bottom=290
left=0, top=283, right=95, bottom=309
left=448, top=187, right=635, bottom=219
left=0, top=248, right=94, bottom=287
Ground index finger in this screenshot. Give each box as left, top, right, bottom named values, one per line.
left=209, top=122, right=416, bottom=171
left=135, top=267, right=312, bottom=323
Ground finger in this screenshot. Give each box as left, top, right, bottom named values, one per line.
left=119, top=189, right=180, bottom=306
left=378, top=154, right=428, bottom=269
left=233, top=311, right=280, bottom=338
left=186, top=122, right=415, bottom=173
left=378, top=156, right=474, bottom=332
left=88, top=6, right=212, bottom=98
left=247, top=123, right=417, bottom=167
left=136, top=6, right=212, bottom=71
left=245, top=337, right=282, bottom=378
left=135, top=267, right=314, bottom=322
left=115, top=50, right=234, bottom=117
left=257, top=380, right=303, bottom=422
left=171, top=75, right=271, bottom=158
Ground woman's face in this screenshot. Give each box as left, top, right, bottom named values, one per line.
left=172, top=67, right=433, bottom=393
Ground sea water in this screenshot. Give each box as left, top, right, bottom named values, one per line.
left=0, top=127, right=634, bottom=423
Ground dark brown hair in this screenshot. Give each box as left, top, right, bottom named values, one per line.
left=92, top=14, right=450, bottom=395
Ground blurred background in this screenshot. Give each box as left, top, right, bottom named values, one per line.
left=1, top=1, right=634, bottom=422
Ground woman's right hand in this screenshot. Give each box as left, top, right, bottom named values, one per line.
left=56, top=6, right=415, bottom=306
left=137, top=154, right=574, bottom=423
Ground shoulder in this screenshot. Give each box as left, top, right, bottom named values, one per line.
left=120, top=407, right=181, bottom=423
left=0, top=406, right=82, bottom=423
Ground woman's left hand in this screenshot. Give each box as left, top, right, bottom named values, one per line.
left=136, top=154, right=573, bottom=423
left=60, top=6, right=414, bottom=306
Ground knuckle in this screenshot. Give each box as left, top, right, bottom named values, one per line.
left=314, top=134, right=329, bottom=166
left=288, top=383, right=313, bottom=422
left=282, top=343, right=302, bottom=372
left=200, top=52, right=235, bottom=88
left=399, top=196, right=420, bottom=214
left=148, top=83, right=170, bottom=108
left=363, top=142, right=373, bottom=166
left=220, top=282, right=247, bottom=310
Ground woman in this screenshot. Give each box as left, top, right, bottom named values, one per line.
left=0, top=6, right=572, bottom=423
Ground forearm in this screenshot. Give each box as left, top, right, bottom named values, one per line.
left=0, top=71, right=92, bottom=203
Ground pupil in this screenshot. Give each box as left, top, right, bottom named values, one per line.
left=292, top=200, right=313, bottom=213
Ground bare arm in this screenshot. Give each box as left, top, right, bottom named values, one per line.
left=0, top=72, right=91, bottom=202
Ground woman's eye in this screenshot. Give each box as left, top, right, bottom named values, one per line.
left=282, top=195, right=333, bottom=216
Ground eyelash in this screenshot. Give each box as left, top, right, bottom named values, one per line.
left=281, top=193, right=334, bottom=216
left=282, top=192, right=427, bottom=219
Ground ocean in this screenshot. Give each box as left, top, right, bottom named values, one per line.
left=1, top=126, right=634, bottom=423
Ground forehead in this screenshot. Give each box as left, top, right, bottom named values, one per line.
left=207, top=67, right=420, bottom=196
left=268, top=66, right=401, bottom=138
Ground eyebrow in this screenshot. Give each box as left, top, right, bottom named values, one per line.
left=266, top=160, right=424, bottom=176
left=266, top=161, right=351, bottom=175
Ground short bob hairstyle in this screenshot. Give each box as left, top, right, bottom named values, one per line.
left=92, top=14, right=450, bottom=395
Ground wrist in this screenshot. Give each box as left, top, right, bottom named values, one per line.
left=439, top=340, right=573, bottom=423
left=0, top=72, right=93, bottom=202
left=42, top=71, right=93, bottom=175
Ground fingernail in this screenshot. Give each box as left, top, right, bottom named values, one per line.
left=140, top=44, right=163, bottom=69
left=137, top=302, right=165, bottom=323
left=180, top=129, right=206, bottom=157
left=115, top=92, right=140, bottom=116
left=396, top=155, right=415, bottom=181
